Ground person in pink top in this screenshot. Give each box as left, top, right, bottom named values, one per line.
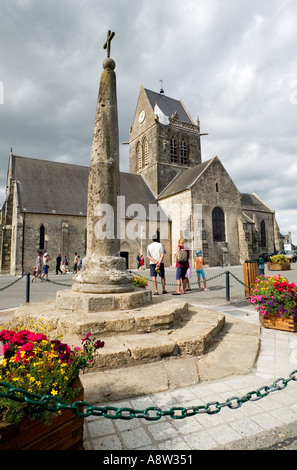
left=172, top=238, right=189, bottom=295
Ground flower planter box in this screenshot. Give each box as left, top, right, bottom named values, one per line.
left=0, top=379, right=84, bottom=450
left=268, top=263, right=291, bottom=271
left=259, top=313, right=297, bottom=332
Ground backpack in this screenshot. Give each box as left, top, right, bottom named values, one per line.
left=177, top=248, right=188, bottom=265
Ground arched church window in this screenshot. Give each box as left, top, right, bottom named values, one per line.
left=137, top=141, right=142, bottom=170
left=143, top=137, right=149, bottom=166
left=170, top=137, right=177, bottom=163
left=212, top=207, right=225, bottom=242
left=39, top=225, right=45, bottom=250
left=260, top=220, right=266, bottom=247
left=180, top=138, right=188, bottom=165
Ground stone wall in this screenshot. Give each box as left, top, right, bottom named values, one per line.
left=243, top=209, right=276, bottom=256
left=20, top=213, right=86, bottom=275
left=159, top=190, right=194, bottom=265
left=188, top=158, right=242, bottom=266
left=7, top=211, right=171, bottom=275
left=119, top=218, right=171, bottom=271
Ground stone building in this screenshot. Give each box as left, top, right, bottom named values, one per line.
left=128, top=87, right=282, bottom=266
left=0, top=86, right=282, bottom=274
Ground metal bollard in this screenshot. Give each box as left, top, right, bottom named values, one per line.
left=226, top=271, right=230, bottom=301
left=26, top=273, right=30, bottom=303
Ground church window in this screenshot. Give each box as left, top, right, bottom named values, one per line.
left=216, top=183, right=219, bottom=192
left=180, top=139, right=188, bottom=165
left=260, top=220, right=266, bottom=247
left=212, top=207, right=226, bottom=242
left=170, top=137, right=177, bottom=163
left=39, top=225, right=45, bottom=250
left=137, top=141, right=142, bottom=170
left=143, top=137, right=149, bottom=166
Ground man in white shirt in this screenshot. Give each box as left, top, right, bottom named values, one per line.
left=147, top=234, right=167, bottom=295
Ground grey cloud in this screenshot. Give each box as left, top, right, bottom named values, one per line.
left=1, top=0, right=297, bottom=242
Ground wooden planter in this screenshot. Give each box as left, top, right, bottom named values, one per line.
left=259, top=313, right=297, bottom=332
left=268, top=263, right=291, bottom=271
left=0, top=378, right=84, bottom=450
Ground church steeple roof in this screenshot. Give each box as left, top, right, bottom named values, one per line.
left=144, top=88, right=194, bottom=124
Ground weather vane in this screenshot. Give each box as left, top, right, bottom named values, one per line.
left=103, top=30, right=115, bottom=58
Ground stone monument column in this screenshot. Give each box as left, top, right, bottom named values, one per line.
left=72, top=31, right=133, bottom=294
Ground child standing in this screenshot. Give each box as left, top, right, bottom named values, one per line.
left=32, top=266, right=37, bottom=282
left=195, top=250, right=208, bottom=291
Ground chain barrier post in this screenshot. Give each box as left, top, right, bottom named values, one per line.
left=226, top=271, right=230, bottom=301
left=26, top=273, right=30, bottom=303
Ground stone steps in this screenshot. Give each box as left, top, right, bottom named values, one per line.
left=10, top=294, right=261, bottom=405
left=13, top=297, right=225, bottom=372
left=61, top=304, right=225, bottom=371
left=80, top=314, right=261, bottom=404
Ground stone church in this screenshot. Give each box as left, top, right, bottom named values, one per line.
left=0, top=86, right=282, bottom=274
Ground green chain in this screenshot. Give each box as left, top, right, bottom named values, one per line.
left=42, top=278, right=72, bottom=287
left=1, top=370, right=296, bottom=420
left=0, top=274, right=26, bottom=292
left=131, top=270, right=252, bottom=289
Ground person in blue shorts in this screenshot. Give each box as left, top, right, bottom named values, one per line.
left=195, top=250, right=208, bottom=291
left=147, top=234, right=167, bottom=295
left=41, top=252, right=51, bottom=280
left=172, top=238, right=189, bottom=295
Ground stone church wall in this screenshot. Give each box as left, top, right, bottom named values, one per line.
left=121, top=218, right=171, bottom=271
left=21, top=213, right=86, bottom=275
left=243, top=210, right=276, bottom=256
left=190, top=159, right=242, bottom=266
left=159, top=191, right=193, bottom=265
left=14, top=213, right=171, bottom=275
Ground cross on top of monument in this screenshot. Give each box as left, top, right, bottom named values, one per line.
left=103, top=30, right=115, bottom=58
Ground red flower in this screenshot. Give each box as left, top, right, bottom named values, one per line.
left=27, top=332, right=47, bottom=342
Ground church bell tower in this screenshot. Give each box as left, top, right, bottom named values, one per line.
left=129, top=86, right=204, bottom=198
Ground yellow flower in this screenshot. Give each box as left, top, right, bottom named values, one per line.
left=51, top=389, right=58, bottom=396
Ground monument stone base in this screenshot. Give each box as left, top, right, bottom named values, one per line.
left=56, top=288, right=152, bottom=312
left=71, top=255, right=135, bottom=294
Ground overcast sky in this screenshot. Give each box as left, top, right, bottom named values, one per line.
left=1, top=0, right=297, bottom=244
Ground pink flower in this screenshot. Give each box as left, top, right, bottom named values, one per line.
left=27, top=332, right=47, bottom=342
left=82, top=333, right=91, bottom=343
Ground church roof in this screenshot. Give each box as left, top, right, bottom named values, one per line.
left=241, top=193, right=274, bottom=214
left=158, top=158, right=214, bottom=199
left=144, top=88, right=193, bottom=124
left=12, top=155, right=89, bottom=216
left=10, top=154, right=163, bottom=219
left=158, top=159, right=274, bottom=217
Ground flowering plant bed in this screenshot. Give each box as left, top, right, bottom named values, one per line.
left=267, top=254, right=290, bottom=271
left=133, top=275, right=148, bottom=288
left=0, top=377, right=84, bottom=450
left=259, top=313, right=297, bottom=332
left=0, top=324, right=104, bottom=426
left=249, top=274, right=297, bottom=330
